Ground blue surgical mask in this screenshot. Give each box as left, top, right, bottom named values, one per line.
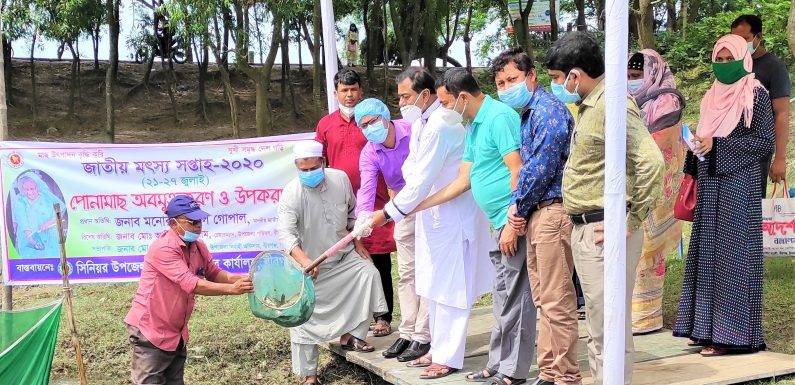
left=550, top=72, right=581, bottom=104
left=628, top=79, right=644, bottom=93
left=362, top=119, right=389, bottom=144
left=299, top=167, right=325, bottom=188
left=177, top=222, right=200, bottom=243
left=498, top=78, right=533, bottom=109
left=747, top=36, right=759, bottom=55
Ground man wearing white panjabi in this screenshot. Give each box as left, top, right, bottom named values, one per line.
left=367, top=73, right=495, bottom=380
left=278, top=140, right=388, bottom=385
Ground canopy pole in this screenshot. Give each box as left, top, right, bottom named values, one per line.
left=603, top=0, right=629, bottom=384
left=320, top=0, right=339, bottom=113
left=0, top=30, right=11, bottom=311
left=55, top=204, right=89, bottom=385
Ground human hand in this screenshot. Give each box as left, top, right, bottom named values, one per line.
left=499, top=225, right=519, bottom=257
left=354, top=211, right=374, bottom=239
left=769, top=156, right=787, bottom=183
left=229, top=276, right=254, bottom=295
left=507, top=204, right=527, bottom=235
left=354, top=239, right=371, bottom=260
left=692, top=135, right=713, bottom=157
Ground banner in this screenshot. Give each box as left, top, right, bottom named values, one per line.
left=0, top=134, right=312, bottom=285
left=507, top=0, right=558, bottom=32
left=762, top=187, right=795, bottom=256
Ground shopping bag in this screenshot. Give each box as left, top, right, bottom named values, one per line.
left=762, top=182, right=795, bottom=256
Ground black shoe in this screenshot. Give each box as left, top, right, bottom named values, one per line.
left=528, top=378, right=554, bottom=385
left=382, top=338, right=411, bottom=358
left=396, top=341, right=431, bottom=362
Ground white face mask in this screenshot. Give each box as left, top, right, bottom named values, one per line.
left=339, top=104, right=355, bottom=118
left=747, top=36, right=759, bottom=55
left=439, top=95, right=466, bottom=126
left=400, top=91, right=426, bottom=124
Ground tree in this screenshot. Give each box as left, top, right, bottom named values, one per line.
left=637, top=0, right=656, bottom=49
left=105, top=0, right=118, bottom=142
left=497, top=0, right=535, bottom=60
left=85, top=0, right=104, bottom=70
left=788, top=0, right=795, bottom=59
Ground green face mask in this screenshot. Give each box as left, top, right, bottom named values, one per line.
left=712, top=59, right=748, bottom=84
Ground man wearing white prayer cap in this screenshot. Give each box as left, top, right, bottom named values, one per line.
left=278, top=140, right=388, bottom=385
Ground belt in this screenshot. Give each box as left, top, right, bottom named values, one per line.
left=536, top=198, right=563, bottom=210
left=570, top=210, right=604, bottom=225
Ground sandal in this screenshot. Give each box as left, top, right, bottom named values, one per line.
left=372, top=319, right=392, bottom=337
left=419, top=364, right=459, bottom=379
left=486, top=375, right=526, bottom=385
left=700, top=346, right=728, bottom=356
left=465, top=368, right=498, bottom=382
left=406, top=354, right=432, bottom=368
left=341, top=336, right=375, bottom=353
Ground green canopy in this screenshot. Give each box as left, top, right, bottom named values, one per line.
left=1, top=301, right=62, bottom=385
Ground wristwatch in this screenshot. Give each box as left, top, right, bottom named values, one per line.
left=383, top=210, right=393, bottom=222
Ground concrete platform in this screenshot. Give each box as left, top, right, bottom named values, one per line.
left=325, top=308, right=795, bottom=385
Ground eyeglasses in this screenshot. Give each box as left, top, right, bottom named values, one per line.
left=179, top=218, right=203, bottom=226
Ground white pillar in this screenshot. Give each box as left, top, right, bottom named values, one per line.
left=603, top=0, right=629, bottom=384
left=320, top=0, right=339, bottom=113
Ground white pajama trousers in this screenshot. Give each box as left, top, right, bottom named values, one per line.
left=428, top=300, right=471, bottom=369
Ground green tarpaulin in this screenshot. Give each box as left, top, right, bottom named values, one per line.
left=1, top=301, right=62, bottom=385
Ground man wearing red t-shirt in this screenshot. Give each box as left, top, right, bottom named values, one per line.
left=315, top=69, right=396, bottom=337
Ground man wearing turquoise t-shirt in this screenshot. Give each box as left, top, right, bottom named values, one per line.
left=413, top=67, right=535, bottom=385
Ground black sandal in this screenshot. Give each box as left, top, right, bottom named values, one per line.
left=341, top=336, right=375, bottom=353
left=487, top=375, right=526, bottom=385
left=466, top=368, right=498, bottom=382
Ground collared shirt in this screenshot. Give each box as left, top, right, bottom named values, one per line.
left=463, top=95, right=521, bottom=228
left=356, top=119, right=412, bottom=214
left=124, top=229, right=222, bottom=351
left=315, top=110, right=395, bottom=253
left=562, top=79, right=665, bottom=231
left=512, top=86, right=573, bottom=218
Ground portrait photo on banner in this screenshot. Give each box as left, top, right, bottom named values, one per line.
left=4, top=169, right=68, bottom=260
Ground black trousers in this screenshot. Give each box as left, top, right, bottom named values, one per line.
left=371, top=253, right=393, bottom=323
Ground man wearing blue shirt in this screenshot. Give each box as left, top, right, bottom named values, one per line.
left=494, top=47, right=580, bottom=385
left=413, top=67, right=535, bottom=385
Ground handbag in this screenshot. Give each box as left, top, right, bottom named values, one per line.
left=674, top=173, right=696, bottom=222
left=762, top=182, right=795, bottom=256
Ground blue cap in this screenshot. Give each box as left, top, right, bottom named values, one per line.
left=165, top=195, right=210, bottom=220
left=353, top=98, right=390, bottom=127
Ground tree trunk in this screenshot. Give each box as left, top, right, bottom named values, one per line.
left=575, top=0, right=586, bottom=30
left=160, top=55, right=179, bottom=123
left=258, top=14, right=283, bottom=135
left=596, top=0, right=605, bottom=31
left=92, top=27, right=100, bottom=70
left=686, top=0, right=699, bottom=23
left=284, top=21, right=298, bottom=116
left=254, top=5, right=264, bottom=63
left=211, top=14, right=239, bottom=137
left=67, top=42, right=78, bottom=119
left=501, top=0, right=534, bottom=60
left=422, top=0, right=440, bottom=71
left=142, top=52, right=155, bottom=91
left=182, top=3, right=193, bottom=64
left=637, top=0, right=656, bottom=49
left=550, top=0, right=559, bottom=40
left=29, top=33, right=38, bottom=126
left=364, top=0, right=375, bottom=85
left=196, top=39, right=209, bottom=123
left=463, top=1, right=473, bottom=72
left=382, top=0, right=389, bottom=100
left=222, top=7, right=231, bottom=70
left=666, top=0, right=677, bottom=31
left=788, top=0, right=795, bottom=59
left=3, top=36, right=12, bottom=106
left=105, top=0, right=119, bottom=143
left=311, top=0, right=322, bottom=107
left=297, top=24, right=303, bottom=70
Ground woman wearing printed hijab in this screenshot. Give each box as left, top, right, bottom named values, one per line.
left=627, top=50, right=686, bottom=334
left=673, top=34, right=774, bottom=356
left=12, top=171, right=65, bottom=259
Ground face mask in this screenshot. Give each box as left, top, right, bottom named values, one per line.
left=339, top=104, right=354, bottom=118
left=550, top=72, right=581, bottom=104
left=712, top=59, right=748, bottom=85
left=747, top=36, right=759, bottom=55
left=440, top=96, right=466, bottom=126
left=177, top=221, right=200, bottom=243
left=400, top=91, right=426, bottom=124
left=498, top=77, right=533, bottom=109
left=362, top=119, right=389, bottom=144
left=627, top=79, right=644, bottom=93
left=299, top=167, right=325, bottom=188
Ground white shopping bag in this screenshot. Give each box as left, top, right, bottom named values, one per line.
left=762, top=183, right=795, bottom=256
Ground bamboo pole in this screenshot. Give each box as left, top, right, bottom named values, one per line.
left=54, top=203, right=88, bottom=385
left=0, top=30, right=12, bottom=311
